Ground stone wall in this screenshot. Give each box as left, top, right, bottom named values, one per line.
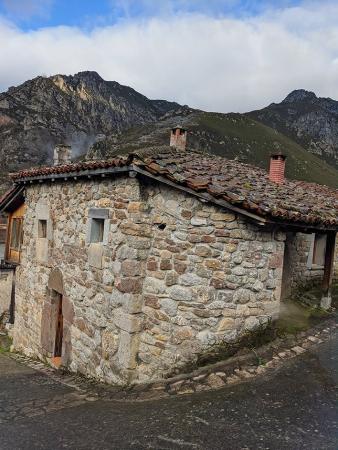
left=14, top=175, right=145, bottom=385
left=281, top=232, right=338, bottom=300
left=136, top=181, right=285, bottom=382
left=0, top=213, right=7, bottom=260
left=0, top=269, right=12, bottom=316
left=0, top=214, right=6, bottom=244
left=13, top=175, right=286, bottom=385
left=281, top=233, right=322, bottom=299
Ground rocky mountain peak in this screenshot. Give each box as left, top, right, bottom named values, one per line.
left=73, top=71, right=103, bottom=81
left=51, top=71, right=105, bottom=93
left=0, top=74, right=337, bottom=194
left=248, top=89, right=338, bottom=172
left=0, top=71, right=184, bottom=193
left=282, top=89, right=317, bottom=104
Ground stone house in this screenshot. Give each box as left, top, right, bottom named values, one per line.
left=0, top=128, right=337, bottom=385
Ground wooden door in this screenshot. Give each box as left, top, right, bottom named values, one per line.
left=54, top=295, right=63, bottom=357
left=6, top=204, right=25, bottom=264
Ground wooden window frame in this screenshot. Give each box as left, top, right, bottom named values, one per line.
left=10, top=217, right=23, bottom=252
left=312, top=233, right=327, bottom=267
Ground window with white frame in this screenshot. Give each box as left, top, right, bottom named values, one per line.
left=90, top=218, right=105, bottom=243
left=87, top=208, right=109, bottom=245
left=38, top=219, right=47, bottom=238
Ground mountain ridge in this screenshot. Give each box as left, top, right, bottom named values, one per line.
left=0, top=73, right=337, bottom=193
left=87, top=110, right=338, bottom=188
left=0, top=71, right=183, bottom=191
left=248, top=89, right=338, bottom=169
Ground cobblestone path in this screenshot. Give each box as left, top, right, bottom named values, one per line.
left=0, top=331, right=337, bottom=449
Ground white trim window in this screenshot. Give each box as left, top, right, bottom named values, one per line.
left=307, top=233, right=327, bottom=268
left=86, top=208, right=109, bottom=245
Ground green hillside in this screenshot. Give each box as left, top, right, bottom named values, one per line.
left=90, top=111, right=338, bottom=189
left=193, top=113, right=338, bottom=188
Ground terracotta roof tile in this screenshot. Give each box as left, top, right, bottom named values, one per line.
left=133, top=147, right=338, bottom=228
left=10, top=146, right=338, bottom=228
left=10, top=157, right=131, bottom=180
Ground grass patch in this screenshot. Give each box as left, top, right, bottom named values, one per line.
left=195, top=112, right=338, bottom=188
left=0, top=334, right=12, bottom=353
left=275, top=300, right=330, bottom=336
left=276, top=280, right=338, bottom=336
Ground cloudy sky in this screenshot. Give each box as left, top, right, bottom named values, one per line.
left=0, top=0, right=337, bottom=112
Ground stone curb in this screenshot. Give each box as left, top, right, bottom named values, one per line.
left=8, top=317, right=338, bottom=402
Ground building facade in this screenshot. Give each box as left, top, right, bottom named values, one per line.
left=1, top=134, right=337, bottom=385
left=13, top=176, right=287, bottom=384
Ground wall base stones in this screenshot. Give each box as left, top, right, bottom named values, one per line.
left=8, top=317, right=337, bottom=402
left=0, top=269, right=13, bottom=318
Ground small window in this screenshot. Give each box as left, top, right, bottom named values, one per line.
left=38, top=219, right=47, bottom=238
left=312, top=234, right=327, bottom=266
left=90, top=218, right=105, bottom=243
left=10, top=218, right=23, bottom=251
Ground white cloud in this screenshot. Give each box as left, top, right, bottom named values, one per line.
left=0, top=1, right=337, bottom=112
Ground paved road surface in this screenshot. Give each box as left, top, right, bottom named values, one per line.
left=0, top=331, right=337, bottom=450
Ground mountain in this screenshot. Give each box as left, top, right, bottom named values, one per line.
left=88, top=110, right=338, bottom=188
left=0, top=74, right=338, bottom=193
left=248, top=89, right=338, bottom=169
left=0, top=71, right=181, bottom=192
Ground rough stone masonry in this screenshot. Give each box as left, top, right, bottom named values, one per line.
left=12, top=174, right=287, bottom=385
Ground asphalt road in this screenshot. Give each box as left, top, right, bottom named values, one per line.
left=0, top=331, right=337, bottom=450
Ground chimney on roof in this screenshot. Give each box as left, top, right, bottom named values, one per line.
left=269, top=151, right=286, bottom=184
left=53, top=144, right=72, bottom=166
left=170, top=125, right=187, bottom=151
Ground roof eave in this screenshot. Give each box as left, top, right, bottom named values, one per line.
left=13, top=165, right=133, bottom=184
left=12, top=164, right=337, bottom=232
left=0, top=185, right=25, bottom=213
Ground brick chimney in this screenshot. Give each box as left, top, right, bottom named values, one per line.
left=53, top=144, right=72, bottom=166
left=170, top=126, right=187, bottom=151
left=269, top=152, right=286, bottom=184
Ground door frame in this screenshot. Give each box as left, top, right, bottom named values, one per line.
left=53, top=293, right=63, bottom=358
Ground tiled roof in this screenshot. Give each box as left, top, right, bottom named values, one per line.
left=10, top=146, right=338, bottom=228
left=134, top=147, right=338, bottom=228
left=10, top=157, right=131, bottom=180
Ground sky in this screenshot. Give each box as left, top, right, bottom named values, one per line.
left=0, top=0, right=337, bottom=112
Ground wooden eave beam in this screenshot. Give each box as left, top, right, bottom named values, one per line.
left=0, top=186, right=25, bottom=213
left=263, top=219, right=338, bottom=233
left=14, top=166, right=132, bottom=184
